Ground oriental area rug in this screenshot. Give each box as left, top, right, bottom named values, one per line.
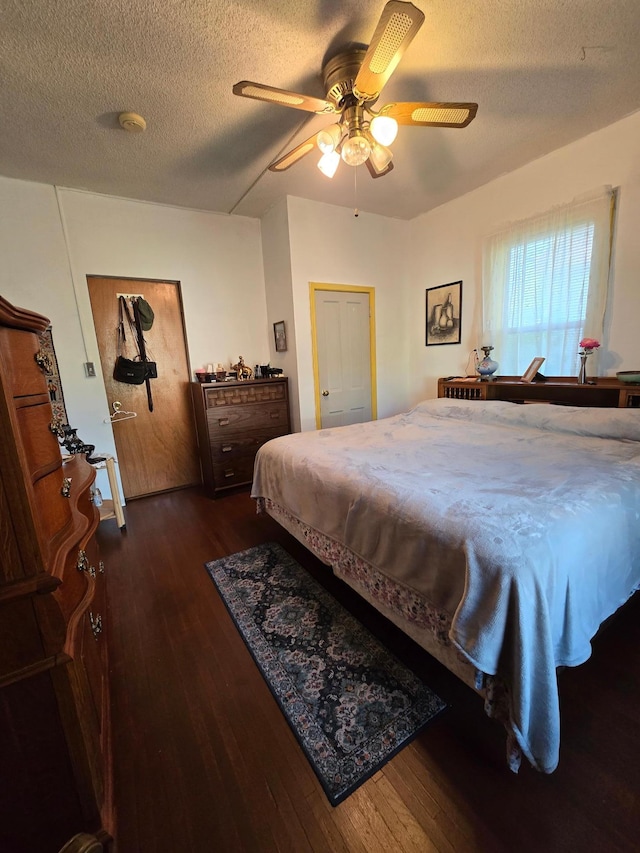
left=205, top=542, right=446, bottom=805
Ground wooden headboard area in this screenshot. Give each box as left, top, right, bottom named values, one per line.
left=438, top=376, right=640, bottom=408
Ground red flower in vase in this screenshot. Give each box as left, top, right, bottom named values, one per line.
left=579, top=338, right=600, bottom=355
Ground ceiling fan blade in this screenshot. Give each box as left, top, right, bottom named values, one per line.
left=233, top=81, right=335, bottom=114
left=365, top=158, right=395, bottom=179
left=353, top=1, right=425, bottom=102
left=381, top=102, right=478, bottom=127
left=268, top=132, right=320, bottom=172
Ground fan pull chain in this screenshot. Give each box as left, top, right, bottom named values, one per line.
left=354, top=166, right=359, bottom=218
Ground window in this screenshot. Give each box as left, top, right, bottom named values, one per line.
left=482, top=188, right=614, bottom=375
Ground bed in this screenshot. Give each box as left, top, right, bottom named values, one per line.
left=251, top=397, right=640, bottom=773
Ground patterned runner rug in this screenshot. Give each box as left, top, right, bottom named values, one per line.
left=205, top=542, right=446, bottom=805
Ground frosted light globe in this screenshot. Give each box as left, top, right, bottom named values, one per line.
left=341, top=134, right=371, bottom=166
left=370, top=115, right=398, bottom=146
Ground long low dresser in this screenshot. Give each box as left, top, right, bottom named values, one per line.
left=438, top=375, right=640, bottom=408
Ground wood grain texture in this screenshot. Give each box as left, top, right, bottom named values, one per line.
left=98, top=487, right=640, bottom=853
left=0, top=327, right=50, bottom=397
left=438, top=375, right=640, bottom=408
left=191, top=378, right=291, bottom=496
left=0, top=298, right=112, bottom=852
left=87, top=277, right=199, bottom=499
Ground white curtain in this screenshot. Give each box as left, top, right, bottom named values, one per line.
left=482, top=187, right=614, bottom=376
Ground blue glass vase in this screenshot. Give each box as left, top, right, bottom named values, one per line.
left=477, top=345, right=498, bottom=379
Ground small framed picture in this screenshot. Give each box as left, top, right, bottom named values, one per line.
left=426, top=281, right=462, bottom=346
left=521, top=357, right=546, bottom=383
left=273, top=320, right=287, bottom=352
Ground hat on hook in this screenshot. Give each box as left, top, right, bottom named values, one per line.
left=136, top=298, right=154, bottom=331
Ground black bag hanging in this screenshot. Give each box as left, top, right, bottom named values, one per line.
left=114, top=297, right=147, bottom=385
left=113, top=356, right=147, bottom=384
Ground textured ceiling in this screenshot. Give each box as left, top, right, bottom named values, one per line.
left=2, top=0, right=640, bottom=220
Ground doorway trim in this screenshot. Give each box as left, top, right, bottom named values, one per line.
left=309, top=282, right=377, bottom=430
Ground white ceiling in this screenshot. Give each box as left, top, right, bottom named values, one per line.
left=2, top=0, right=640, bottom=221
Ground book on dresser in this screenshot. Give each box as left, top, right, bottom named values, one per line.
left=0, top=295, right=113, bottom=852
left=191, top=377, right=292, bottom=497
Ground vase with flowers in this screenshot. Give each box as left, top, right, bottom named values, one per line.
left=578, top=337, right=600, bottom=384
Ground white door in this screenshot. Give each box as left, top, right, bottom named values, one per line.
left=313, top=287, right=374, bottom=428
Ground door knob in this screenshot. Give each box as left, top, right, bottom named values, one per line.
left=322, top=390, right=329, bottom=397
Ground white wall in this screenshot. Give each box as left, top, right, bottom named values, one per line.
left=285, top=196, right=411, bottom=431
left=0, top=179, right=268, bottom=498
left=260, top=199, right=302, bottom=431
left=406, top=110, right=640, bottom=405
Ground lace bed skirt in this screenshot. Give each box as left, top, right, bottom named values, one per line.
left=256, top=496, right=522, bottom=772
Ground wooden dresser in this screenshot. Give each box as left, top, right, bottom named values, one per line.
left=191, top=377, right=291, bottom=497
left=0, top=296, right=112, bottom=852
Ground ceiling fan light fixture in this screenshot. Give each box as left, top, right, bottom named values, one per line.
left=317, top=150, right=341, bottom=178
left=235, top=3, right=477, bottom=180
left=341, top=132, right=371, bottom=166
left=369, top=141, right=393, bottom=172
left=370, top=114, right=398, bottom=146
left=317, top=123, right=343, bottom=154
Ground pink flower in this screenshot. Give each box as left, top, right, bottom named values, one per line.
left=579, top=338, right=600, bottom=350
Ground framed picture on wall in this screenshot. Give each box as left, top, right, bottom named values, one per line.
left=426, top=281, right=462, bottom=346
left=273, top=320, right=287, bottom=352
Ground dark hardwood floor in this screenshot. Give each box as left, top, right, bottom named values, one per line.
left=98, top=486, right=640, bottom=853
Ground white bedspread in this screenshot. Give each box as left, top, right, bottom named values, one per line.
left=251, top=398, right=640, bottom=772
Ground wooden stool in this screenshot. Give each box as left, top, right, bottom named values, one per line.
left=93, top=454, right=126, bottom=529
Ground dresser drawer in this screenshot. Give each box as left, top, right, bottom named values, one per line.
left=207, top=401, right=289, bottom=434
left=32, top=467, right=74, bottom=558
left=212, top=455, right=257, bottom=489
left=210, top=428, right=285, bottom=461
left=15, top=398, right=62, bottom=483
left=78, top=539, right=107, bottom=738
left=54, top=535, right=97, bottom=625
left=0, top=328, right=49, bottom=398
left=205, top=380, right=286, bottom=409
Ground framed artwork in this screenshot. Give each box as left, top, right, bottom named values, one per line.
left=426, top=281, right=462, bottom=346
left=521, top=356, right=546, bottom=383
left=273, top=320, right=287, bottom=352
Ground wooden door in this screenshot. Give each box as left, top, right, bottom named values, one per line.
left=311, top=285, right=376, bottom=429
left=88, top=277, right=200, bottom=499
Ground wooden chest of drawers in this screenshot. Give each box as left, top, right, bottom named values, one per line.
left=191, top=378, right=291, bottom=497
left=0, top=296, right=112, bottom=852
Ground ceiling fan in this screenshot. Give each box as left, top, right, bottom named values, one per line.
left=233, top=0, right=477, bottom=180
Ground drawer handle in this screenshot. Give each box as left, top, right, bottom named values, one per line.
left=223, top=469, right=235, bottom=478
left=89, top=612, right=103, bottom=639
left=87, top=564, right=97, bottom=579
left=221, top=445, right=233, bottom=453
left=218, top=417, right=230, bottom=427
left=99, top=560, right=105, bottom=574
left=61, top=477, right=72, bottom=498
left=35, top=349, right=53, bottom=375
left=77, top=550, right=89, bottom=573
